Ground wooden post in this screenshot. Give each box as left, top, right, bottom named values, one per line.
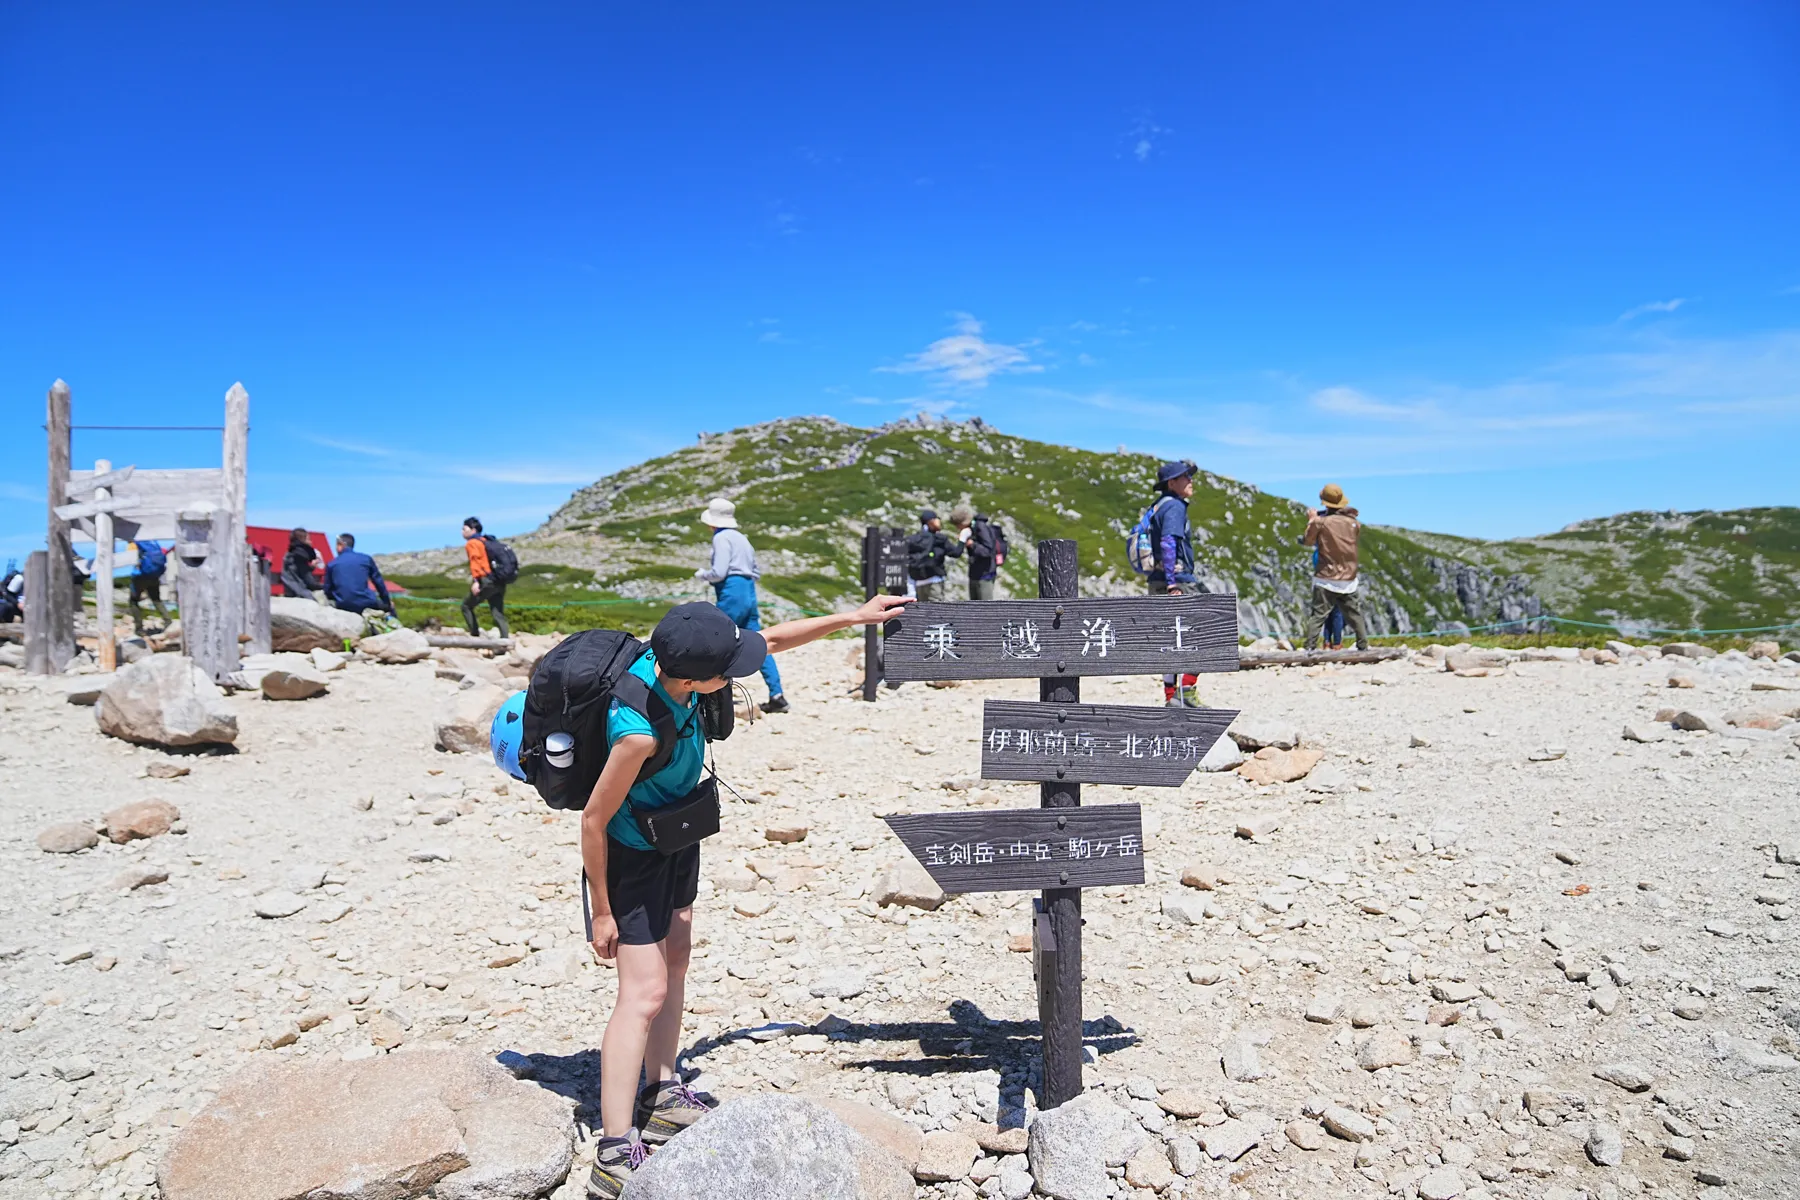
left=221, top=383, right=249, bottom=656
left=23, top=552, right=50, bottom=674
left=246, top=554, right=271, bottom=655
left=43, top=380, right=75, bottom=672
left=1036, top=537, right=1084, bottom=1108
left=862, top=526, right=879, bottom=701
left=175, top=510, right=236, bottom=681
left=93, top=458, right=116, bottom=671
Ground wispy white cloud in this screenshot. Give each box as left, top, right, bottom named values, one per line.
left=1123, top=113, right=1170, bottom=163
left=1617, top=297, right=1686, bottom=322
left=0, top=482, right=40, bottom=504
left=878, top=314, right=1042, bottom=389
left=1308, top=386, right=1433, bottom=421
left=301, top=434, right=397, bottom=457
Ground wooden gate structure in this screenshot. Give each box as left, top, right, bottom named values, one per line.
left=24, top=379, right=269, bottom=681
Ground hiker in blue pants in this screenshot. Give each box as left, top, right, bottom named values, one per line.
left=695, top=497, right=787, bottom=713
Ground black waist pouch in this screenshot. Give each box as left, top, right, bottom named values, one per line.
left=634, top=776, right=720, bottom=855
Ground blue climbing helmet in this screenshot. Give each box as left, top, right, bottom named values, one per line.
left=490, top=690, right=528, bottom=780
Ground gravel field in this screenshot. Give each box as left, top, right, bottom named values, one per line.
left=2, top=638, right=1798, bottom=1200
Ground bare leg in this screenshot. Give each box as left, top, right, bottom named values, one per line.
left=601, top=939, right=670, bottom=1137
left=643, top=908, right=692, bottom=1085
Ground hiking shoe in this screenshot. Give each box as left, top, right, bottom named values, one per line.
left=1179, top=686, right=1204, bottom=709
left=634, top=1079, right=718, bottom=1145
left=760, top=694, right=790, bottom=714
left=587, top=1131, right=649, bottom=1199
left=1164, top=695, right=1184, bottom=708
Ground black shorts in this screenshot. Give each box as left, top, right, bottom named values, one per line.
left=605, top=838, right=700, bottom=946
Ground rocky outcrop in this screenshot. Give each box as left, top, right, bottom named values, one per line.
left=157, top=1048, right=573, bottom=1200
left=361, top=628, right=432, bottom=664
left=95, top=655, right=238, bottom=748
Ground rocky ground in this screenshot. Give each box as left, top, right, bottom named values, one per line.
left=1, top=635, right=1798, bottom=1200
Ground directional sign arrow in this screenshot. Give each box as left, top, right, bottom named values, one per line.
left=883, top=804, right=1145, bottom=894
left=54, top=494, right=143, bottom=522
left=879, top=594, right=1238, bottom=682
left=981, top=700, right=1239, bottom=787
left=63, top=465, right=135, bottom=499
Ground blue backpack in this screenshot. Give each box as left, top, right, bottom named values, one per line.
left=136, top=542, right=166, bottom=576
left=1125, top=497, right=1176, bottom=575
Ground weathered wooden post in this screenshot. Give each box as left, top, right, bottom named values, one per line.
left=92, top=458, right=116, bottom=671
left=221, top=384, right=250, bottom=652
left=862, top=526, right=880, bottom=702
left=43, top=380, right=75, bottom=673
left=175, top=509, right=238, bottom=682
left=23, top=552, right=50, bottom=674
left=246, top=554, right=271, bottom=655
left=1035, top=538, right=1084, bottom=1106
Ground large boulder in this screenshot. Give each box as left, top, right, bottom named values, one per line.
left=269, top=597, right=365, bottom=653
left=621, top=1094, right=911, bottom=1200
left=95, top=655, right=238, bottom=748
left=435, top=684, right=509, bottom=754
left=1027, top=1092, right=1150, bottom=1200
left=158, top=1048, right=573, bottom=1200
left=362, top=628, right=433, bottom=664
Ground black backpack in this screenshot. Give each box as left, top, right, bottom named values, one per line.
left=972, top=519, right=1009, bottom=564
left=517, top=629, right=732, bottom=810
left=482, top=536, right=520, bottom=585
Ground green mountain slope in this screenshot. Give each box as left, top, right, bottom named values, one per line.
left=383, top=416, right=1799, bottom=639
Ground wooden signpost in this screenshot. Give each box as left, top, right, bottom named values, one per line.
left=878, top=593, right=1239, bottom=682
left=860, top=525, right=912, bottom=701
left=25, top=380, right=264, bottom=682
left=878, top=538, right=1241, bottom=1108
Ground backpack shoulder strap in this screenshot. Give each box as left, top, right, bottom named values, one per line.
left=611, top=672, right=681, bottom=782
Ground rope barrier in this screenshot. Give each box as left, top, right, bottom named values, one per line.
left=1243, top=613, right=1800, bottom=641
left=393, top=592, right=834, bottom=618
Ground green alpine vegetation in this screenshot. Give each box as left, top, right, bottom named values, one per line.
left=381, top=416, right=1800, bottom=641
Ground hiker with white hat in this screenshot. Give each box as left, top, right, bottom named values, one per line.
left=695, top=497, right=788, bottom=712
left=1300, top=483, right=1368, bottom=651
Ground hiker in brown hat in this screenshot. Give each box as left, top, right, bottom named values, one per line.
left=1301, top=484, right=1368, bottom=651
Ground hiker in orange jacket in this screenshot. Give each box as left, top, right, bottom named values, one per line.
left=462, top=517, right=511, bottom=638
left=1300, top=484, right=1368, bottom=651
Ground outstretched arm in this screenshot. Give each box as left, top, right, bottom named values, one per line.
left=762, top=593, right=913, bottom=655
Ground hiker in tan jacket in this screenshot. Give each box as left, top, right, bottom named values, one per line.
left=1300, top=483, right=1369, bottom=651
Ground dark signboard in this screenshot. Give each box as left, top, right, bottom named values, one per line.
left=879, top=595, right=1239, bottom=682
left=883, top=804, right=1145, bottom=893
left=980, top=700, right=1239, bottom=787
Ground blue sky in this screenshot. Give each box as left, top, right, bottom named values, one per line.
left=3, top=2, right=1797, bottom=564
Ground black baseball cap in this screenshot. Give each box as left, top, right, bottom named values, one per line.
left=920, top=509, right=938, bottom=523
left=651, top=602, right=768, bottom=680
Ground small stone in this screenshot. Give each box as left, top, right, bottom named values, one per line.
left=1696, top=1168, right=1729, bottom=1186
left=763, top=824, right=808, bottom=843
left=1199, top=1118, right=1260, bottom=1161
left=1673, top=997, right=1709, bottom=1020
left=1586, top=1121, right=1623, bottom=1167
left=1167, top=1134, right=1203, bottom=1176
left=913, top=1130, right=978, bottom=1182
left=1303, top=993, right=1341, bottom=1023
left=1622, top=723, right=1667, bottom=743
left=1417, top=1166, right=1463, bottom=1200
left=1155, top=1087, right=1214, bottom=1119
left=1123, top=1144, right=1175, bottom=1190
left=808, top=969, right=866, bottom=1000
left=1356, top=1028, right=1416, bottom=1070
left=1220, top=1037, right=1264, bottom=1082
left=1590, top=985, right=1621, bottom=1015
left=407, top=848, right=451, bottom=863
left=734, top=895, right=777, bottom=917
left=1180, top=863, right=1228, bottom=890
left=57, top=944, right=94, bottom=964
left=110, top=865, right=169, bottom=891
left=37, top=823, right=99, bottom=854
left=1234, top=812, right=1281, bottom=839
left=1320, top=1105, right=1376, bottom=1142
left=1431, top=980, right=1479, bottom=1004
left=52, top=1056, right=95, bottom=1081
left=1345, top=1000, right=1383, bottom=1028
left=102, top=797, right=180, bottom=843
left=1661, top=1135, right=1696, bottom=1161
left=1704, top=920, right=1741, bottom=938
left=1409, top=732, right=1431, bottom=748
left=1593, top=1063, right=1653, bottom=1092
left=1186, top=963, right=1225, bottom=986
left=1162, top=894, right=1211, bottom=925
left=253, top=891, right=308, bottom=919
left=1285, top=1120, right=1326, bottom=1151
left=146, top=761, right=191, bottom=779
left=1553, top=848, right=1581, bottom=865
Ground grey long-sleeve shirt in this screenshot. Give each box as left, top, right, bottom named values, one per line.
left=698, top=528, right=761, bottom=583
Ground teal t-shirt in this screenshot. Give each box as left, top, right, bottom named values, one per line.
left=604, top=649, right=704, bottom=851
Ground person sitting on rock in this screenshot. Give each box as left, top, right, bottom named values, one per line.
left=281, top=527, right=321, bottom=601
left=322, top=533, right=394, bottom=618
left=582, top=594, right=911, bottom=1197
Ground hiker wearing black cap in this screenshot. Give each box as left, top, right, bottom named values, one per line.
left=1301, top=483, right=1368, bottom=650
left=583, top=593, right=912, bottom=1197
left=1149, top=461, right=1203, bottom=707
left=905, top=509, right=963, bottom=602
